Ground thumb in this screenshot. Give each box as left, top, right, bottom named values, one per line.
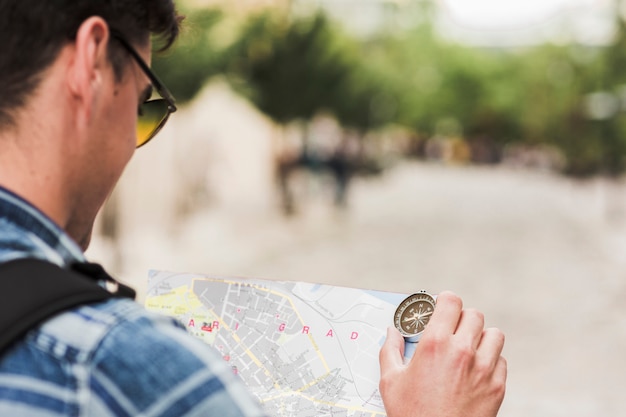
left=379, top=327, right=405, bottom=373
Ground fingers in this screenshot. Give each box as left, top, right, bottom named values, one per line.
left=454, top=308, right=485, bottom=350
left=495, top=355, right=508, bottom=384
left=382, top=291, right=508, bottom=417
left=379, top=327, right=405, bottom=374
left=475, top=327, right=507, bottom=403
left=490, top=355, right=508, bottom=404
left=425, top=291, right=463, bottom=337
left=477, top=327, right=506, bottom=366
left=424, top=292, right=504, bottom=363
left=479, top=328, right=505, bottom=355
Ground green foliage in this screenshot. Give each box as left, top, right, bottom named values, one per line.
left=224, top=12, right=357, bottom=125
left=526, top=17, right=626, bottom=177
left=358, top=12, right=626, bottom=176
left=152, top=8, right=225, bottom=104
left=152, top=2, right=626, bottom=177
left=360, top=24, right=524, bottom=146
left=325, top=40, right=399, bottom=131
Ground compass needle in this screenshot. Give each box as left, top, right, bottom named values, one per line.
left=393, top=291, right=437, bottom=343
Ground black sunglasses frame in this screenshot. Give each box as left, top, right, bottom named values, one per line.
left=110, top=30, right=177, bottom=147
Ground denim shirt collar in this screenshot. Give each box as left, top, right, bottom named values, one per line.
left=0, top=186, right=85, bottom=266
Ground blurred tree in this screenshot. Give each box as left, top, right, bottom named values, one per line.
left=529, top=43, right=606, bottom=177
left=591, top=9, right=626, bottom=177
left=361, top=21, right=524, bottom=162
left=224, top=11, right=373, bottom=214
left=152, top=7, right=226, bottom=104
left=148, top=1, right=626, bottom=178
left=538, top=3, right=626, bottom=177
left=328, top=42, right=399, bottom=132
left=224, top=11, right=355, bottom=125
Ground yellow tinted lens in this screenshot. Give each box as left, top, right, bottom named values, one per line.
left=136, top=99, right=169, bottom=147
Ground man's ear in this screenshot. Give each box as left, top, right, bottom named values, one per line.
left=66, top=16, right=111, bottom=129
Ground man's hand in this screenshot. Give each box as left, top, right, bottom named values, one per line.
left=379, top=291, right=507, bottom=417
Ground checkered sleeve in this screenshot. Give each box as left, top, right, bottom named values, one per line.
left=88, top=310, right=268, bottom=417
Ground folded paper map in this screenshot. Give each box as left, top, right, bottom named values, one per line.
left=146, top=270, right=409, bottom=417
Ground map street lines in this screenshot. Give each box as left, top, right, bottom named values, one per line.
left=146, top=270, right=407, bottom=417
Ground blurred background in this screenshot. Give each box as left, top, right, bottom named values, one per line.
left=86, top=0, right=626, bottom=416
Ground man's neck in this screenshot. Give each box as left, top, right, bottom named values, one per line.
left=0, top=127, right=72, bottom=234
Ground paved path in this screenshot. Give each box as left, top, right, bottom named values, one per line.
left=237, top=162, right=626, bottom=417
left=96, top=161, right=626, bottom=417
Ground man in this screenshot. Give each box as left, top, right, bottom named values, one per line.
left=0, top=1, right=265, bottom=416
left=0, top=0, right=506, bottom=416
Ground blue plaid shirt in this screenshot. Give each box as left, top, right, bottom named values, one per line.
left=0, top=187, right=267, bottom=417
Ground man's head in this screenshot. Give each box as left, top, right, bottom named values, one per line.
left=0, top=0, right=182, bottom=249
left=0, top=0, right=180, bottom=128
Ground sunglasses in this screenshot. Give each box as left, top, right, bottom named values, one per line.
left=110, top=30, right=177, bottom=148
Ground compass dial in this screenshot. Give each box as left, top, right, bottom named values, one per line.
left=394, top=292, right=436, bottom=341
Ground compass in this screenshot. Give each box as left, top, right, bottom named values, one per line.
left=394, top=291, right=436, bottom=342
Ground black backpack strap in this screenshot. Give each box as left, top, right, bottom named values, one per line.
left=0, top=258, right=135, bottom=355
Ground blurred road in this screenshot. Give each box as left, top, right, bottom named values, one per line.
left=93, top=161, right=626, bottom=417
left=241, top=162, right=626, bottom=417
